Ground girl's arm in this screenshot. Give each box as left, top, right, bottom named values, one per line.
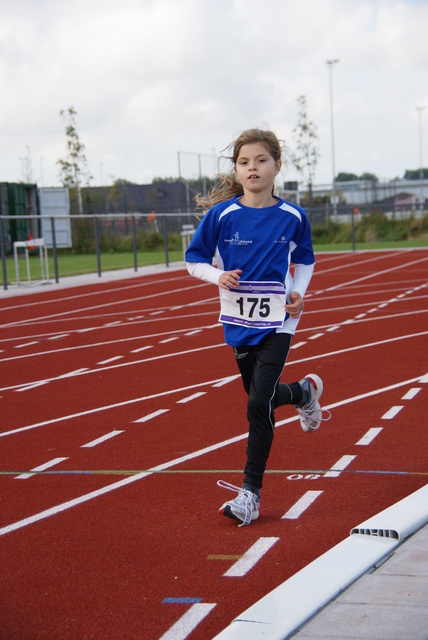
left=285, top=262, right=315, bottom=318
left=186, top=261, right=225, bottom=285
left=292, top=262, right=315, bottom=298
left=187, top=262, right=242, bottom=290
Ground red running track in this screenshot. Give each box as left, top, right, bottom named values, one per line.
left=0, top=249, right=427, bottom=640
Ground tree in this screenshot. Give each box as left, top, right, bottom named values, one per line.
left=404, top=168, right=428, bottom=180
left=336, top=171, right=378, bottom=183
left=57, top=106, right=93, bottom=214
left=336, top=172, right=358, bottom=182
left=359, top=172, right=378, bottom=183
left=292, top=95, right=320, bottom=207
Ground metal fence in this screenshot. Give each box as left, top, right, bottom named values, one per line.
left=1, top=205, right=425, bottom=290
left=0, top=212, right=199, bottom=291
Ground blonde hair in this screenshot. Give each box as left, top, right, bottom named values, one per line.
left=195, top=128, right=287, bottom=212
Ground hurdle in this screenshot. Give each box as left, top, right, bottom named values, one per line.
left=13, top=237, right=50, bottom=286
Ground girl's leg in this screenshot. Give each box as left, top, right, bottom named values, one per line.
left=234, top=333, right=293, bottom=489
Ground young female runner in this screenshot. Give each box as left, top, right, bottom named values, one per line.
left=185, top=128, right=326, bottom=526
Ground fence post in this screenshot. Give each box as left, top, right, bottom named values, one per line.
left=50, top=216, right=60, bottom=283
left=94, top=216, right=102, bottom=277
left=132, top=215, right=138, bottom=272
left=0, top=217, right=7, bottom=290
left=351, top=208, right=357, bottom=251
left=163, top=215, right=169, bottom=267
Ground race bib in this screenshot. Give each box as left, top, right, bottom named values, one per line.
left=219, top=281, right=286, bottom=328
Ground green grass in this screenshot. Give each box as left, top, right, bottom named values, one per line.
left=2, top=239, right=427, bottom=286
left=313, top=238, right=428, bottom=252
left=3, top=250, right=184, bottom=285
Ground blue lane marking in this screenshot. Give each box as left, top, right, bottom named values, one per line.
left=162, top=597, right=203, bottom=604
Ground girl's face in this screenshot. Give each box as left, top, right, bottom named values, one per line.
left=235, top=142, right=281, bottom=196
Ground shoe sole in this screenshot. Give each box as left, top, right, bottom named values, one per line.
left=219, top=505, right=259, bottom=524
left=300, top=373, right=323, bottom=433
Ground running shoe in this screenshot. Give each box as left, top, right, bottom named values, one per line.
left=296, top=373, right=324, bottom=432
left=217, top=480, right=260, bottom=526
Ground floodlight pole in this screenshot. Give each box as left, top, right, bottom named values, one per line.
left=327, top=59, right=339, bottom=218
left=416, top=106, right=426, bottom=212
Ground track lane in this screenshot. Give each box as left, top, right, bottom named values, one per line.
left=0, top=250, right=427, bottom=640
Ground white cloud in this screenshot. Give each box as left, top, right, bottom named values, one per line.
left=0, top=0, right=427, bottom=189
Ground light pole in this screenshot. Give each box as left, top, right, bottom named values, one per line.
left=327, top=59, right=339, bottom=217
left=416, top=106, right=426, bottom=212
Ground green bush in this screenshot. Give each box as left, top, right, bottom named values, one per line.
left=312, top=212, right=428, bottom=245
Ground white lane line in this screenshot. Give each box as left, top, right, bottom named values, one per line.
left=308, top=333, right=324, bottom=340
left=356, top=428, right=383, bottom=446
left=177, top=392, right=206, bottom=404
left=326, top=325, right=340, bottom=332
left=322, top=254, right=428, bottom=292
left=0, top=372, right=237, bottom=437
left=14, top=341, right=39, bottom=349
left=48, top=334, right=69, bottom=340
left=0, top=343, right=227, bottom=392
left=97, top=355, right=124, bottom=365
left=402, top=387, right=421, bottom=400
left=2, top=330, right=427, bottom=391
left=15, top=457, right=69, bottom=480
left=0, top=432, right=250, bottom=536
left=3, top=372, right=426, bottom=440
left=158, top=603, right=216, bottom=640
left=290, top=342, right=306, bottom=349
left=60, top=368, right=90, bottom=378
left=223, top=537, right=279, bottom=577
left=159, top=337, right=179, bottom=344
left=282, top=491, right=323, bottom=520
left=212, top=375, right=240, bottom=388
left=0, top=374, right=426, bottom=535
left=81, top=430, right=124, bottom=448
left=13, top=368, right=90, bottom=393
left=130, top=345, right=153, bottom=353
left=185, top=330, right=202, bottom=336
left=323, top=455, right=356, bottom=478
left=381, top=406, right=404, bottom=420
left=14, top=381, right=49, bottom=392
left=134, top=409, right=169, bottom=423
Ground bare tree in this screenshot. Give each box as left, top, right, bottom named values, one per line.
left=292, top=95, right=320, bottom=208
left=57, top=106, right=93, bottom=214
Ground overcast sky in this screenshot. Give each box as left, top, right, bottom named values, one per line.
left=1, top=0, right=427, bottom=192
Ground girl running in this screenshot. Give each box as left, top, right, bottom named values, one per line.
left=185, top=128, right=326, bottom=526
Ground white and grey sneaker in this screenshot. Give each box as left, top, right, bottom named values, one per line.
left=217, top=480, right=260, bottom=526
left=296, top=373, right=325, bottom=432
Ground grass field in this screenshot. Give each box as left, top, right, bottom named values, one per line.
left=2, top=239, right=427, bottom=285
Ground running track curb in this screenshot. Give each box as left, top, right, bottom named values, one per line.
left=212, top=484, right=428, bottom=640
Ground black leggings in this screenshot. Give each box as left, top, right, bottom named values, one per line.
left=233, top=332, right=303, bottom=489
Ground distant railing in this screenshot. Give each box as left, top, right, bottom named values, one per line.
left=0, top=212, right=198, bottom=291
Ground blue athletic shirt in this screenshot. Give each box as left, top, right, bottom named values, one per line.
left=185, top=195, right=315, bottom=347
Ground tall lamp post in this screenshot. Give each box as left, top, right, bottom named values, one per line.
left=416, top=106, right=426, bottom=212
left=327, top=59, right=339, bottom=218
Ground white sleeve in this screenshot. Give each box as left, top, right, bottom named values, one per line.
left=187, top=262, right=225, bottom=286
left=292, top=263, right=315, bottom=297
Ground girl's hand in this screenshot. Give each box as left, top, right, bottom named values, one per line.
left=285, top=291, right=304, bottom=318
left=218, top=269, right=243, bottom=290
